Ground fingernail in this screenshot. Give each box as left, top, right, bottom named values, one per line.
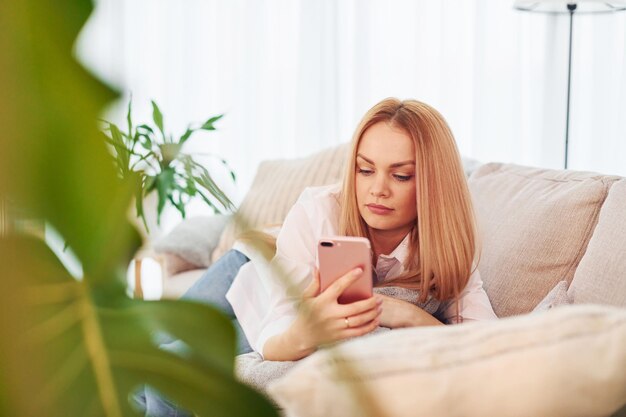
left=375, top=296, right=383, bottom=305
left=378, top=306, right=383, bottom=313
left=353, top=267, right=363, bottom=275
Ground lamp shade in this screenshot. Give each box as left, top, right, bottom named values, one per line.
left=514, top=0, right=626, bottom=13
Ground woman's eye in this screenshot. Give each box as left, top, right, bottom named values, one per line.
left=393, top=174, right=413, bottom=182
left=357, top=168, right=373, bottom=176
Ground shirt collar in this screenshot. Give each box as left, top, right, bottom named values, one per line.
left=374, top=233, right=411, bottom=283
left=378, top=232, right=410, bottom=263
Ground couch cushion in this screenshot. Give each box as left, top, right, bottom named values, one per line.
left=267, top=305, right=626, bottom=417
left=568, top=179, right=626, bottom=307
left=211, top=144, right=350, bottom=262
left=468, top=163, right=619, bottom=317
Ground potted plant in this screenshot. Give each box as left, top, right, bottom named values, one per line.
left=103, top=99, right=235, bottom=234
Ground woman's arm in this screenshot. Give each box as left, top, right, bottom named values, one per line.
left=441, top=269, right=498, bottom=324
left=263, top=268, right=382, bottom=361
left=377, top=295, right=444, bottom=328
left=378, top=270, right=497, bottom=328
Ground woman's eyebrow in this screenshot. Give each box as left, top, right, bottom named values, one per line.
left=356, top=153, right=414, bottom=168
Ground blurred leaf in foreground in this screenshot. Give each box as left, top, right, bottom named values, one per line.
left=0, top=1, right=278, bottom=416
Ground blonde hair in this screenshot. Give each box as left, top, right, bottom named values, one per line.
left=339, top=98, right=478, bottom=303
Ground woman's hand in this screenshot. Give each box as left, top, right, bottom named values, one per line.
left=377, top=294, right=443, bottom=328
left=264, top=267, right=382, bottom=361
left=294, top=267, right=383, bottom=348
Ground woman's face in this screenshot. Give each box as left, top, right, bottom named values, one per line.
left=355, top=121, right=417, bottom=238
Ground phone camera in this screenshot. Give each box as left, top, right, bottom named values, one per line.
left=320, top=241, right=334, bottom=247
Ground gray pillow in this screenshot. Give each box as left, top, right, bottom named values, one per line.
left=153, top=215, right=231, bottom=268
left=533, top=280, right=573, bottom=313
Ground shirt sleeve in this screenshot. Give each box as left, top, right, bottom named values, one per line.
left=440, top=269, right=498, bottom=324
left=227, top=191, right=321, bottom=357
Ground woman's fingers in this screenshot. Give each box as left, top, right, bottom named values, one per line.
left=338, top=295, right=381, bottom=317
left=342, top=315, right=380, bottom=338
left=321, top=267, right=364, bottom=301
left=298, top=267, right=383, bottom=347
left=302, top=267, right=320, bottom=298
left=342, top=305, right=382, bottom=329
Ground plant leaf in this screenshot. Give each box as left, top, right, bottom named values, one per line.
left=151, top=100, right=165, bottom=137
left=135, top=176, right=149, bottom=234
left=136, top=132, right=154, bottom=153
left=0, top=2, right=276, bottom=415
left=196, top=189, right=221, bottom=214
left=168, top=195, right=186, bottom=218
left=0, top=236, right=277, bottom=417
left=144, top=175, right=157, bottom=193
left=179, top=127, right=196, bottom=145
left=219, top=158, right=237, bottom=182
left=194, top=173, right=235, bottom=213
left=109, top=123, right=131, bottom=176
left=200, top=114, right=224, bottom=131
left=137, top=124, right=154, bottom=134
left=126, top=95, right=133, bottom=138
left=155, top=168, right=175, bottom=223
left=188, top=160, right=235, bottom=212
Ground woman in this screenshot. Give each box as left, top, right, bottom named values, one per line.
left=142, top=98, right=496, bottom=415
left=227, top=98, right=496, bottom=362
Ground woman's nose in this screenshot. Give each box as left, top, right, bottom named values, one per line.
left=369, top=175, right=389, bottom=197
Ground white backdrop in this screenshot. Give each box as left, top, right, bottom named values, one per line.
left=77, top=0, right=626, bottom=220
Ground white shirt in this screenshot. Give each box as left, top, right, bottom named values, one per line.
left=226, top=183, right=497, bottom=357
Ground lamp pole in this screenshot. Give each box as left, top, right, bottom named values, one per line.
left=564, top=3, right=576, bottom=169
left=515, top=0, right=626, bottom=170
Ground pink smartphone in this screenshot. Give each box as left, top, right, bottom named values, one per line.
left=317, top=236, right=373, bottom=304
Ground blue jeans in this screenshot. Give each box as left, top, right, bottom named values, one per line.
left=137, top=249, right=251, bottom=417
left=181, top=249, right=252, bottom=355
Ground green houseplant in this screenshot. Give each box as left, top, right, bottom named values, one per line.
left=103, top=100, right=236, bottom=234
left=0, top=1, right=277, bottom=416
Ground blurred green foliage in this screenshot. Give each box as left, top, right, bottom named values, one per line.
left=0, top=1, right=277, bottom=416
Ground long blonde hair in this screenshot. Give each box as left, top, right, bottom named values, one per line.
left=339, top=98, right=478, bottom=303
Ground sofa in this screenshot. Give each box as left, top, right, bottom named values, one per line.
left=152, top=143, right=626, bottom=417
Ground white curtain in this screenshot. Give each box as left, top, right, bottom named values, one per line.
left=77, top=0, right=626, bottom=216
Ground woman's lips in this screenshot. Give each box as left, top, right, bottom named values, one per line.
left=366, top=204, right=393, bottom=215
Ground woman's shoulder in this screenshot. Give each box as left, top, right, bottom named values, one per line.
left=282, top=183, right=342, bottom=236
left=296, top=182, right=342, bottom=204
left=293, top=183, right=342, bottom=215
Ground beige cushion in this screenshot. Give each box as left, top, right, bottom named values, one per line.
left=468, top=163, right=619, bottom=317
left=268, top=305, right=626, bottom=417
left=569, top=179, right=626, bottom=307
left=211, top=144, right=350, bottom=262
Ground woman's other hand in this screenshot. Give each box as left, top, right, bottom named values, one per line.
left=377, top=294, right=443, bottom=328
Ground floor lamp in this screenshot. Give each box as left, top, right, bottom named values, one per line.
left=514, top=0, right=626, bottom=169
